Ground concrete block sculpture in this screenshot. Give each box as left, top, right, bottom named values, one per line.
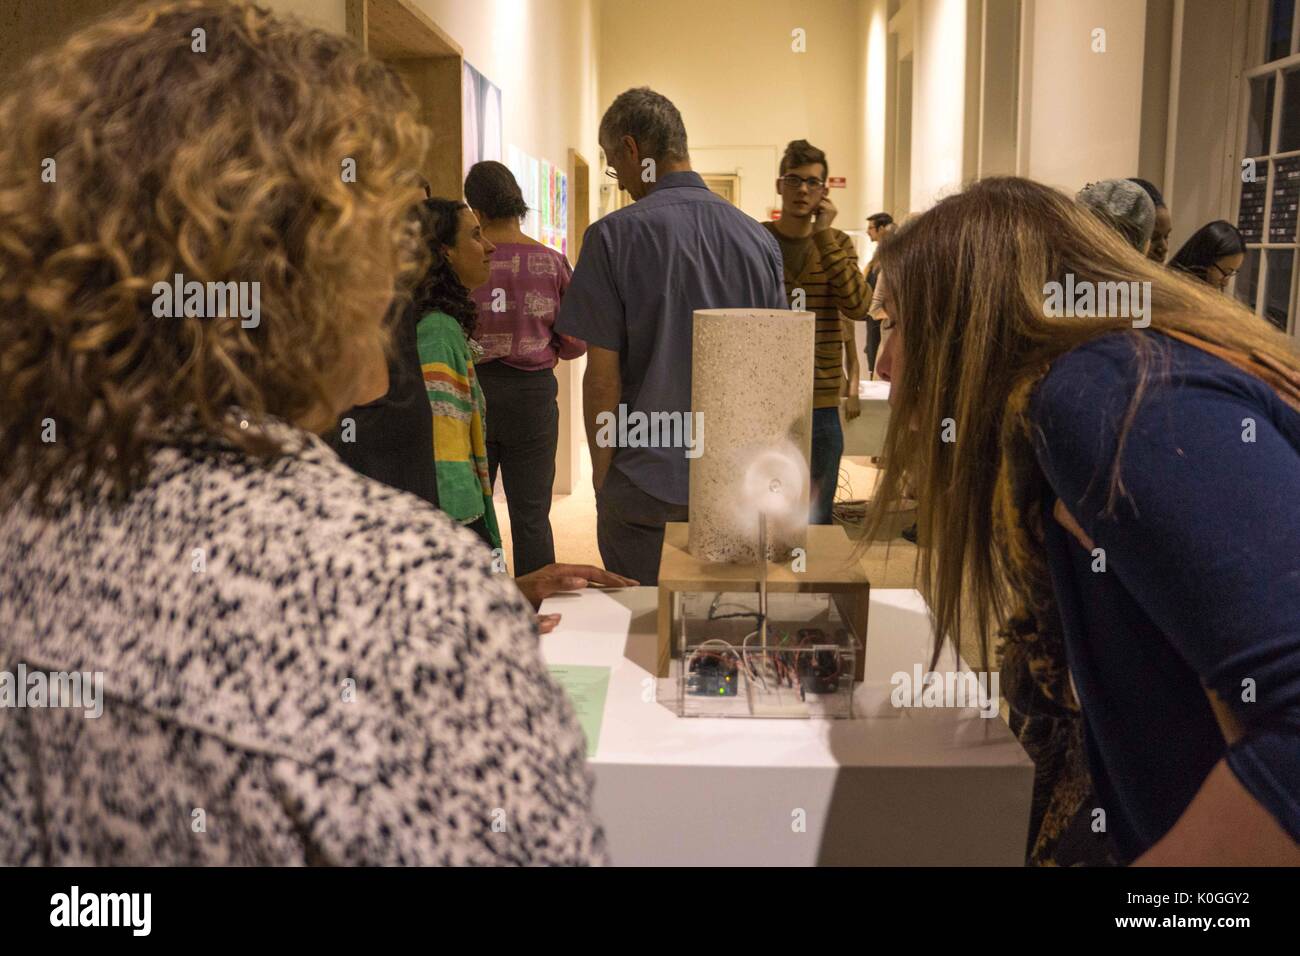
left=687, top=308, right=815, bottom=563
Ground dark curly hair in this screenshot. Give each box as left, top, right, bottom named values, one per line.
left=409, top=198, right=479, bottom=338
left=780, top=139, right=828, bottom=180
left=464, top=161, right=528, bottom=222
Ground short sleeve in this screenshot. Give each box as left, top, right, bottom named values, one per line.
left=553, top=251, right=587, bottom=359
left=1031, top=335, right=1300, bottom=840
left=557, top=250, right=573, bottom=297
left=762, top=229, right=788, bottom=310
left=555, top=224, right=624, bottom=350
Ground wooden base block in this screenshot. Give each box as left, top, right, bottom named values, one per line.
left=656, top=522, right=871, bottom=679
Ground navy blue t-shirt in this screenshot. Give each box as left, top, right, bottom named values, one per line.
left=555, top=171, right=787, bottom=505
left=1031, top=331, right=1300, bottom=862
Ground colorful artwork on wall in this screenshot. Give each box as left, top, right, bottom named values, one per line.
left=506, top=144, right=567, bottom=257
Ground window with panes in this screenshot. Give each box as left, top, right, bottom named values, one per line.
left=1237, top=0, right=1300, bottom=336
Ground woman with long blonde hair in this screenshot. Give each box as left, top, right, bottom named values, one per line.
left=869, top=177, right=1300, bottom=866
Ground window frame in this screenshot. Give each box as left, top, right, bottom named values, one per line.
left=1234, top=0, right=1300, bottom=337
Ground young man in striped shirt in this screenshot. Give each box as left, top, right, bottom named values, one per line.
left=762, top=140, right=872, bottom=524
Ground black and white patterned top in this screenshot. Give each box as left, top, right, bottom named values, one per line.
left=0, top=420, right=607, bottom=865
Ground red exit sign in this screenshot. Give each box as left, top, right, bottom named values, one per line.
left=828, top=176, right=846, bottom=188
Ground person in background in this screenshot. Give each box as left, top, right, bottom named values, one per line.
left=1170, top=220, right=1247, bottom=292
left=1076, top=179, right=1155, bottom=254
left=329, top=212, right=634, bottom=635
left=763, top=139, right=872, bottom=525
left=870, top=176, right=1300, bottom=866
left=1129, top=177, right=1173, bottom=263
left=328, top=181, right=441, bottom=509
left=556, top=87, right=787, bottom=584
left=328, top=298, right=441, bottom=510
left=464, top=160, right=586, bottom=576
left=0, top=0, right=605, bottom=865
left=864, top=213, right=896, bottom=378
left=866, top=212, right=895, bottom=265
left=329, top=185, right=632, bottom=632
left=411, top=198, right=502, bottom=552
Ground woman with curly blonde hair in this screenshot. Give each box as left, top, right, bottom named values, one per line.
left=869, top=176, right=1300, bottom=866
left=0, top=0, right=605, bottom=866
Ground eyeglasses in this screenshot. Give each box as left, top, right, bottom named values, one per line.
left=780, top=174, right=826, bottom=190
left=1209, top=262, right=1239, bottom=280
left=604, top=166, right=619, bottom=180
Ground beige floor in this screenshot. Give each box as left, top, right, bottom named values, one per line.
left=494, top=447, right=921, bottom=590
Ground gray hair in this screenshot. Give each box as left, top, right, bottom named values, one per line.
left=1076, top=179, right=1156, bottom=251
left=599, top=87, right=689, bottom=164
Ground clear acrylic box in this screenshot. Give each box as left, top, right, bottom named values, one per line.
left=669, top=590, right=858, bottom=718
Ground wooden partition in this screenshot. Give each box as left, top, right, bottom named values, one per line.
left=347, top=0, right=464, bottom=200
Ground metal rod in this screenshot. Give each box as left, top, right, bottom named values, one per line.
left=758, top=512, right=769, bottom=658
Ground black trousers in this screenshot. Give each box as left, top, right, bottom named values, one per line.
left=865, top=317, right=882, bottom=374
left=595, top=464, right=689, bottom=586
left=477, top=362, right=558, bottom=576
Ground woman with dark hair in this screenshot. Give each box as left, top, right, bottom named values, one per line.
left=464, top=160, right=586, bottom=575
left=327, top=299, right=441, bottom=509
left=333, top=199, right=635, bottom=632
left=870, top=177, right=1300, bottom=866
left=0, top=0, right=604, bottom=865
left=1128, top=177, right=1172, bottom=263
left=1169, top=219, right=1246, bottom=291
left=412, top=198, right=502, bottom=551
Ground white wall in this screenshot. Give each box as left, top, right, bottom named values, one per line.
left=686, top=146, right=781, bottom=223
left=857, top=0, right=968, bottom=218
left=1165, top=0, right=1246, bottom=254
left=412, top=0, right=601, bottom=221
left=599, top=0, right=866, bottom=225
left=1019, top=0, right=1148, bottom=191
left=860, top=0, right=889, bottom=214
left=909, top=0, right=968, bottom=209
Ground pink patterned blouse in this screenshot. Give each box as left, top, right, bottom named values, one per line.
left=471, top=242, right=586, bottom=371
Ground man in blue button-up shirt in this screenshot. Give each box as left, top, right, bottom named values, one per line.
left=556, top=87, right=787, bottom=584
